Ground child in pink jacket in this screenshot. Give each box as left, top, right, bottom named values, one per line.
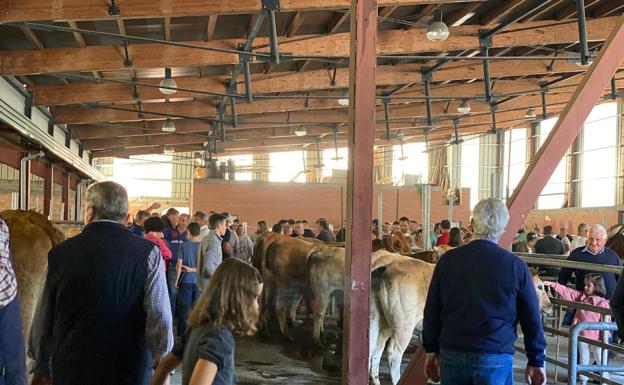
left=545, top=274, right=610, bottom=385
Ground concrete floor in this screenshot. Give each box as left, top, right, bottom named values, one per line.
left=169, top=317, right=624, bottom=385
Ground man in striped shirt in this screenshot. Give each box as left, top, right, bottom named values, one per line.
left=0, top=216, right=27, bottom=385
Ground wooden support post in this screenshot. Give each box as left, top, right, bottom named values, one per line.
left=19, top=152, right=30, bottom=210
left=343, top=0, right=377, bottom=384
left=499, top=17, right=624, bottom=248
left=43, top=163, right=54, bottom=218
left=62, top=172, right=70, bottom=221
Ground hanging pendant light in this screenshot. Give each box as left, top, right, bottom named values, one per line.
left=161, top=118, right=176, bottom=132
left=163, top=146, right=175, bottom=155
left=337, top=89, right=349, bottom=106
left=457, top=99, right=471, bottom=114
left=427, top=9, right=450, bottom=42
left=294, top=126, right=307, bottom=136
left=159, top=68, right=177, bottom=95
left=525, top=108, right=537, bottom=119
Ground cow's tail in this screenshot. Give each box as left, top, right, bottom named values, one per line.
left=305, top=244, right=323, bottom=287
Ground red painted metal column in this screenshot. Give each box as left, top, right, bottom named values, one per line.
left=43, top=163, right=54, bottom=218
left=499, top=17, right=624, bottom=248
left=343, top=0, right=377, bottom=383
left=62, top=172, right=70, bottom=221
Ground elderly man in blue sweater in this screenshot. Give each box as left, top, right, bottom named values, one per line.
left=423, top=198, right=547, bottom=385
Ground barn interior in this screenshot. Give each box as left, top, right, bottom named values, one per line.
left=2, top=0, right=624, bottom=384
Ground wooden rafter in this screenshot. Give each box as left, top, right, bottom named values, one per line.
left=206, top=15, right=218, bottom=41
left=1, top=16, right=619, bottom=76
left=556, top=0, right=601, bottom=20
left=446, top=3, right=481, bottom=26
left=0, top=0, right=488, bottom=23
left=480, top=0, right=526, bottom=25
left=31, top=60, right=599, bottom=106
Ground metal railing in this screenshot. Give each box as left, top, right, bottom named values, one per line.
left=515, top=253, right=624, bottom=384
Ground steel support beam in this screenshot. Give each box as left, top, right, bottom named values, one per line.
left=43, top=163, right=54, bottom=218
left=62, top=172, right=70, bottom=221
left=499, top=17, right=624, bottom=248
left=343, top=0, right=376, bottom=384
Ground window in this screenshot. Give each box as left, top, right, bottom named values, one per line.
left=269, top=151, right=305, bottom=183
left=537, top=118, right=567, bottom=209
left=322, top=148, right=348, bottom=177
left=391, top=142, right=428, bottom=186
left=581, top=103, right=618, bottom=207
left=221, top=154, right=253, bottom=181
left=460, top=137, right=480, bottom=209
left=111, top=155, right=173, bottom=197
left=503, top=128, right=527, bottom=199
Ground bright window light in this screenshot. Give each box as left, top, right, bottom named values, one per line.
left=221, top=154, right=253, bottom=181
left=269, top=151, right=305, bottom=183
left=503, top=128, right=527, bottom=199
left=322, top=148, right=348, bottom=177
left=581, top=103, right=617, bottom=207
left=391, top=143, right=429, bottom=186
left=537, top=118, right=566, bottom=209
left=110, top=155, right=173, bottom=197
left=460, top=137, right=480, bottom=210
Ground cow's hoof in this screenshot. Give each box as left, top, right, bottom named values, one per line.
left=286, top=318, right=296, bottom=330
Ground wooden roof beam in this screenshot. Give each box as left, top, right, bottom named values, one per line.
left=2, top=16, right=618, bottom=76
left=206, top=15, right=218, bottom=41
left=555, top=0, right=601, bottom=20
left=590, top=0, right=624, bottom=17
left=446, top=3, right=481, bottom=26
left=31, top=60, right=594, bottom=106
left=0, top=0, right=487, bottom=23
left=480, top=0, right=526, bottom=26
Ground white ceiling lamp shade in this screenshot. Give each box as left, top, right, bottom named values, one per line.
left=294, top=126, right=307, bottom=136
left=163, top=146, right=175, bottom=155
left=337, top=89, right=349, bottom=106
left=525, top=108, right=537, bottom=119
left=457, top=99, right=471, bottom=114
left=162, top=118, right=176, bottom=132
left=427, top=9, right=450, bottom=42
left=159, top=67, right=178, bottom=95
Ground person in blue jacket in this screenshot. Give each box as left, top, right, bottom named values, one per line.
left=422, top=198, right=547, bottom=385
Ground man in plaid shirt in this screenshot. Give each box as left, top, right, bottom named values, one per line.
left=0, top=216, right=27, bottom=385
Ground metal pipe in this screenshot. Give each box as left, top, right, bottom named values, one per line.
left=268, top=10, right=280, bottom=65
left=14, top=21, right=272, bottom=60
left=569, top=322, right=619, bottom=385
left=423, top=78, right=433, bottom=126
left=20, top=151, right=45, bottom=210
left=576, top=0, right=590, bottom=66
left=482, top=46, right=492, bottom=103
left=422, top=184, right=431, bottom=250
left=230, top=96, right=238, bottom=127
left=383, top=98, right=391, bottom=140
left=244, top=61, right=252, bottom=103
left=541, top=85, right=548, bottom=119
left=611, top=77, right=617, bottom=100
left=378, top=54, right=581, bottom=61
left=377, top=191, right=383, bottom=240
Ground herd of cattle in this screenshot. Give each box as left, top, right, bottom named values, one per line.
left=3, top=209, right=552, bottom=385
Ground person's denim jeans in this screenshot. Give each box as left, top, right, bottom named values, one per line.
left=0, top=297, right=26, bottom=385
left=440, top=349, right=514, bottom=385
left=177, top=283, right=199, bottom=336
left=166, top=265, right=178, bottom=317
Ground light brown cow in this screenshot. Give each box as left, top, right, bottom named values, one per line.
left=251, top=232, right=283, bottom=333
left=369, top=250, right=435, bottom=385
left=1, top=210, right=64, bottom=344
left=265, top=236, right=318, bottom=339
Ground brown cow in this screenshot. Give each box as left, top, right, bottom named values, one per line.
left=265, top=236, right=317, bottom=339
left=1, top=210, right=64, bottom=344
left=251, top=232, right=283, bottom=333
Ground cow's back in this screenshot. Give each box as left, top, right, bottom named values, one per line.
left=1, top=210, right=64, bottom=344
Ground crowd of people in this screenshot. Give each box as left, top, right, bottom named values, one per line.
left=4, top=181, right=624, bottom=385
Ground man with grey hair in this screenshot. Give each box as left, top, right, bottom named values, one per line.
left=29, top=181, right=173, bottom=385
left=558, top=223, right=620, bottom=298
left=423, top=198, right=546, bottom=385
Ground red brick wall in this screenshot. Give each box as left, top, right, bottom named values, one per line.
left=524, top=206, right=623, bottom=233
left=191, top=180, right=472, bottom=230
